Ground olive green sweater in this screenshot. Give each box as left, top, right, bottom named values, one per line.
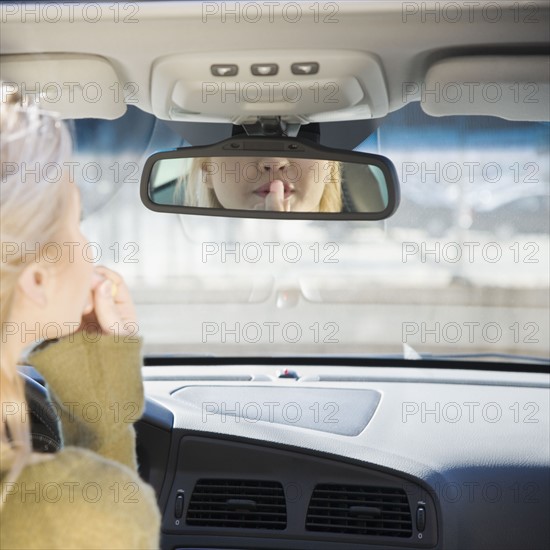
left=1, top=332, right=161, bottom=549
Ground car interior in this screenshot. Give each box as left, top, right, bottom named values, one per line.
left=2, top=1, right=549, bottom=549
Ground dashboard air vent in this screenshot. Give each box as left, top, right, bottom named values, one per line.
left=306, top=484, right=412, bottom=537
left=186, top=479, right=286, bottom=530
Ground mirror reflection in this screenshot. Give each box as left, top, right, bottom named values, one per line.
left=148, top=157, right=390, bottom=213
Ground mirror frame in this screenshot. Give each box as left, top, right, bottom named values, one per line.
left=140, top=135, right=400, bottom=220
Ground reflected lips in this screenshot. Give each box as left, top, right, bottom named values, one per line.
left=254, top=180, right=295, bottom=199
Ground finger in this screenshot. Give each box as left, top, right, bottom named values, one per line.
left=91, top=270, right=106, bottom=291
left=265, top=180, right=285, bottom=211
left=270, top=179, right=284, bottom=199
left=265, top=192, right=282, bottom=211
left=92, top=279, right=120, bottom=333
left=83, top=271, right=105, bottom=315
left=94, top=266, right=129, bottom=303
left=82, top=291, right=94, bottom=315
left=94, top=266, right=122, bottom=285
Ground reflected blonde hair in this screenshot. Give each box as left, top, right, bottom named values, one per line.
left=176, top=157, right=343, bottom=212
left=0, top=84, right=72, bottom=503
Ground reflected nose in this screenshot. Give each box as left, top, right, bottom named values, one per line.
left=257, top=158, right=289, bottom=175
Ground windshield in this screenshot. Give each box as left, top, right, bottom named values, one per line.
left=72, top=103, right=549, bottom=360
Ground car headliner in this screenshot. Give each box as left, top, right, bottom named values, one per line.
left=1, top=0, right=549, bottom=125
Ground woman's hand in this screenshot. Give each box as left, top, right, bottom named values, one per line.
left=255, top=180, right=291, bottom=212
left=80, top=266, right=138, bottom=337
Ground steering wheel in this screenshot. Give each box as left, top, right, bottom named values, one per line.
left=20, top=372, right=62, bottom=453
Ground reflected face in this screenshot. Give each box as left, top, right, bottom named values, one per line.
left=202, top=157, right=333, bottom=211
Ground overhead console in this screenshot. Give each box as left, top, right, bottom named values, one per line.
left=150, top=49, right=389, bottom=124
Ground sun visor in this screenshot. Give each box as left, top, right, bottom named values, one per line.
left=150, top=50, right=389, bottom=124
left=0, top=54, right=127, bottom=120
left=420, top=56, right=549, bottom=121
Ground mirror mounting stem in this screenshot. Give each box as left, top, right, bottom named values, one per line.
left=240, top=117, right=301, bottom=138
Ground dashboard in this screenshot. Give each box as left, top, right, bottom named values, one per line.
left=136, top=363, right=550, bottom=550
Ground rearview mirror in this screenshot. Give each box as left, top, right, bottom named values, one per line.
left=140, top=136, right=400, bottom=219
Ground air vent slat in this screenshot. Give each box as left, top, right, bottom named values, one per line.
left=306, top=484, right=412, bottom=538
left=308, top=518, right=413, bottom=526
left=309, top=502, right=409, bottom=508
left=187, top=479, right=286, bottom=530
left=189, top=503, right=286, bottom=510
left=191, top=494, right=284, bottom=498
left=315, top=487, right=404, bottom=496
left=193, top=484, right=284, bottom=492
left=187, top=510, right=281, bottom=518
left=308, top=522, right=412, bottom=531
left=187, top=520, right=287, bottom=527
left=310, top=508, right=409, bottom=515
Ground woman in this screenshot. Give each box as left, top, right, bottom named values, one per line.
left=0, top=88, right=160, bottom=548
left=176, top=156, right=343, bottom=212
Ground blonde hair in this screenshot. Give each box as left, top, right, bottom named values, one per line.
left=0, top=85, right=72, bottom=501
left=176, top=157, right=223, bottom=209
left=177, top=157, right=343, bottom=212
